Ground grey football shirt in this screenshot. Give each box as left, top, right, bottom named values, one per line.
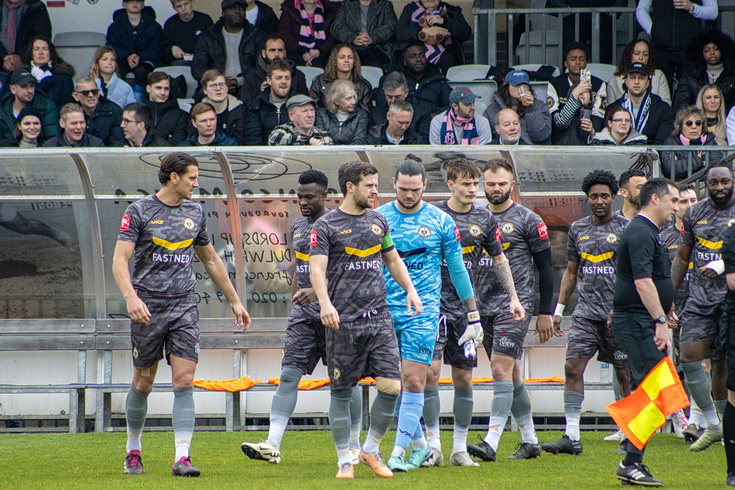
left=567, top=214, right=628, bottom=321
left=681, top=198, right=735, bottom=315
left=309, top=208, right=395, bottom=322
left=434, top=201, right=502, bottom=320
left=476, top=201, right=550, bottom=314
left=117, top=195, right=209, bottom=297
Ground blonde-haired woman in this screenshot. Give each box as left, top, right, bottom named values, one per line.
left=696, top=84, right=728, bottom=144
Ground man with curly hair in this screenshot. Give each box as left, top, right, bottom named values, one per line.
left=541, top=169, right=631, bottom=456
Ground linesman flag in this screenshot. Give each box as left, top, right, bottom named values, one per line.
left=606, top=357, right=689, bottom=450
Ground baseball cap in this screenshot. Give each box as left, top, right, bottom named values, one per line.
left=10, top=70, right=35, bottom=86
left=626, top=62, right=649, bottom=76
left=286, top=94, right=316, bottom=111
left=504, top=69, right=530, bottom=86
left=449, top=86, right=479, bottom=105
left=222, top=0, right=247, bottom=9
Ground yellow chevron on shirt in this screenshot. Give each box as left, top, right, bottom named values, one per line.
left=462, top=245, right=475, bottom=254
left=696, top=237, right=722, bottom=249
left=344, top=244, right=382, bottom=257
left=580, top=251, right=614, bottom=263
left=502, top=242, right=510, bottom=250
left=295, top=251, right=310, bottom=261
left=152, top=237, right=193, bottom=250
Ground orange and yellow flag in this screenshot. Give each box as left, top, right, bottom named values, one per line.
left=606, top=357, right=689, bottom=450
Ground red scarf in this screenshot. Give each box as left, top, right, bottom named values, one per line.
left=2, top=0, right=25, bottom=54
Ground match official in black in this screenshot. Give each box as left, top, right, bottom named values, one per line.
left=611, top=178, right=680, bottom=487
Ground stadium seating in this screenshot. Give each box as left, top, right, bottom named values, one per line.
left=153, top=65, right=197, bottom=98
left=360, top=65, right=384, bottom=89
left=512, top=64, right=561, bottom=78
left=53, top=31, right=107, bottom=78
left=586, top=63, right=618, bottom=84
left=446, top=64, right=494, bottom=82
left=296, top=66, right=324, bottom=88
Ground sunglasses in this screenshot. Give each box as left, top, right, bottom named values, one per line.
left=684, top=120, right=703, bottom=127
left=77, top=89, right=100, bottom=97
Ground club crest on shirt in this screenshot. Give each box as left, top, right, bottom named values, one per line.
left=332, top=367, right=341, bottom=380
left=183, top=217, right=195, bottom=230
left=371, top=224, right=382, bottom=236
left=728, top=218, right=735, bottom=227
left=469, top=224, right=481, bottom=237
left=606, top=233, right=619, bottom=244
left=501, top=222, right=514, bottom=234
left=417, top=226, right=431, bottom=238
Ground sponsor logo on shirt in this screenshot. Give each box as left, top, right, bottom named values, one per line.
left=183, top=217, right=195, bottom=230
left=453, top=225, right=460, bottom=241
left=495, top=225, right=502, bottom=242
left=309, top=230, right=318, bottom=246
left=339, top=229, right=353, bottom=235
left=150, top=220, right=163, bottom=225
left=120, top=215, right=131, bottom=231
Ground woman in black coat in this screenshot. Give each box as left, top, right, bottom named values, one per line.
left=22, top=36, right=75, bottom=108
left=673, top=29, right=735, bottom=113
left=661, top=105, right=723, bottom=180
left=315, top=79, right=369, bottom=144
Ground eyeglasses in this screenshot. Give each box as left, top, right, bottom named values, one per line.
left=207, top=82, right=226, bottom=89
left=77, top=89, right=99, bottom=97
left=121, top=118, right=138, bottom=125
left=684, top=120, right=703, bottom=127
left=611, top=118, right=631, bottom=123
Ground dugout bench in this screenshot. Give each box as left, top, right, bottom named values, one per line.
left=1, top=316, right=615, bottom=433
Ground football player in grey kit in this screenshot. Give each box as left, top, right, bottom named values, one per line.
left=670, top=164, right=735, bottom=451
left=421, top=157, right=525, bottom=467
left=241, top=170, right=363, bottom=465
left=468, top=157, right=555, bottom=462
left=310, top=161, right=422, bottom=479
left=112, top=152, right=250, bottom=477
left=542, top=169, right=631, bottom=456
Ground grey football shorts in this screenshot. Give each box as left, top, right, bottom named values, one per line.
left=433, top=315, right=477, bottom=370
left=130, top=294, right=199, bottom=369
left=325, top=307, right=400, bottom=390
left=282, top=303, right=327, bottom=375
left=565, top=315, right=628, bottom=368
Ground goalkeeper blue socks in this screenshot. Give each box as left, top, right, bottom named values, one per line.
left=393, top=391, right=424, bottom=455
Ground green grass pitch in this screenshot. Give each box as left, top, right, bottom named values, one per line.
left=0, top=430, right=726, bottom=489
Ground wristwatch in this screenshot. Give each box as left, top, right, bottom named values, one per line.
left=655, top=315, right=667, bottom=324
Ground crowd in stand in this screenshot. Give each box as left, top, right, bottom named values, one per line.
left=0, top=0, right=730, bottom=171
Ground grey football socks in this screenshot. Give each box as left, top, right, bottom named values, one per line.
left=563, top=390, right=584, bottom=441
left=484, top=380, right=513, bottom=450
left=267, top=366, right=303, bottom=449
left=125, top=385, right=149, bottom=452
left=172, top=387, right=195, bottom=460
left=329, top=389, right=353, bottom=466
left=510, top=381, right=538, bottom=444
left=682, top=361, right=719, bottom=425
left=362, top=390, right=398, bottom=454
